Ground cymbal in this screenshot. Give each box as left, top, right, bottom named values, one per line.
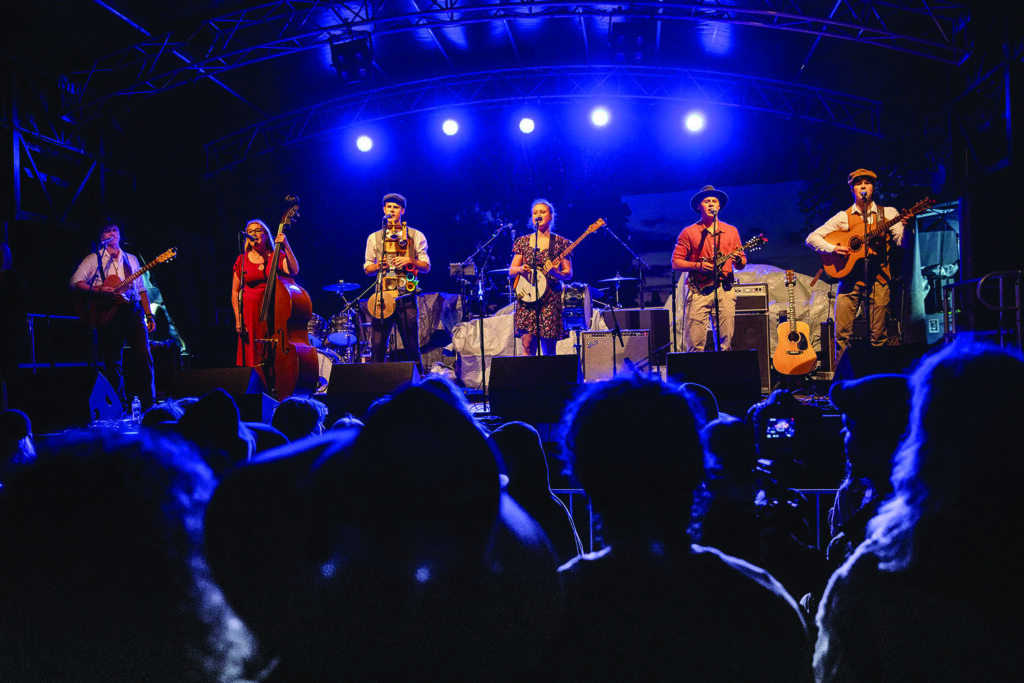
left=322, top=281, right=360, bottom=293
left=597, top=275, right=639, bottom=284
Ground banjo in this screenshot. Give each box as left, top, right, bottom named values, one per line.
left=514, top=218, right=605, bottom=304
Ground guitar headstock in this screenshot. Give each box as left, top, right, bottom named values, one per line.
left=587, top=218, right=606, bottom=234
left=157, top=248, right=178, bottom=263
left=745, top=234, right=768, bottom=253
left=785, top=269, right=796, bottom=286
left=907, top=197, right=936, bottom=216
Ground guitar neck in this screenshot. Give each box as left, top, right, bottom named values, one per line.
left=549, top=232, right=590, bottom=268
left=787, top=285, right=797, bottom=332
left=114, top=258, right=156, bottom=293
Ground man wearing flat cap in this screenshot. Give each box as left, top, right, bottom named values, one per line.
left=806, top=169, right=909, bottom=369
left=363, top=193, right=431, bottom=371
left=671, top=185, right=748, bottom=352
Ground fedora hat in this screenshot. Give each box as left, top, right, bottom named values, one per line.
left=690, top=185, right=729, bottom=213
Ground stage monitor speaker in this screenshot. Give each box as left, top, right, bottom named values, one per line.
left=488, top=355, right=581, bottom=424
left=320, top=362, right=420, bottom=420
left=833, top=343, right=931, bottom=382
left=666, top=350, right=763, bottom=416
left=581, top=330, right=650, bottom=381
left=601, top=309, right=670, bottom=365
left=733, top=312, right=772, bottom=393
left=18, top=368, right=122, bottom=434
left=168, top=368, right=274, bottom=422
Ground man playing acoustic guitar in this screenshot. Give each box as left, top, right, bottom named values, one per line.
left=70, top=219, right=156, bottom=409
left=671, top=185, right=747, bottom=352
left=805, top=169, right=910, bottom=369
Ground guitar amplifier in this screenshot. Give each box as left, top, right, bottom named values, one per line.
left=581, top=330, right=650, bottom=382
left=734, top=283, right=768, bottom=313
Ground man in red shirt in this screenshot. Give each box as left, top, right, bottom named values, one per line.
left=671, top=185, right=747, bottom=352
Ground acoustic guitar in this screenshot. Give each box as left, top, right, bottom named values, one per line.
left=820, top=197, right=934, bottom=279
left=514, top=218, right=605, bottom=304
left=772, top=270, right=818, bottom=376
left=74, top=248, right=177, bottom=327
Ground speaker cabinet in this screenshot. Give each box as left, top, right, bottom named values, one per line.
left=168, top=368, right=274, bottom=422
left=601, top=309, right=670, bottom=365
left=488, top=355, right=581, bottom=424
left=666, top=350, right=763, bottom=417
left=833, top=343, right=931, bottom=381
left=581, top=330, right=650, bottom=381
left=320, top=361, right=420, bottom=420
left=733, top=312, right=772, bottom=393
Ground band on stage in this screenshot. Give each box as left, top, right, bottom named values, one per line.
left=75, top=167, right=910, bottom=403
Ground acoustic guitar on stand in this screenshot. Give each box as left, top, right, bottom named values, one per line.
left=772, top=270, right=818, bottom=376
left=514, top=218, right=605, bottom=304
left=820, top=197, right=934, bottom=279
left=74, top=248, right=178, bottom=328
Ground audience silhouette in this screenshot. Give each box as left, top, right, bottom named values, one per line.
left=815, top=338, right=1024, bottom=681
left=555, top=374, right=813, bottom=681
left=0, top=431, right=254, bottom=682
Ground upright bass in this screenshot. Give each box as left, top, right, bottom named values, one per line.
left=253, top=195, right=318, bottom=399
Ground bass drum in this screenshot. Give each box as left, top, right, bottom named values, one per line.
left=307, top=313, right=326, bottom=348
left=562, top=282, right=593, bottom=331
left=314, top=347, right=344, bottom=394
left=327, top=311, right=358, bottom=346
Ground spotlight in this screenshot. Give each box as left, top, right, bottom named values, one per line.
left=590, top=107, right=610, bottom=127
left=519, top=117, right=535, bottom=134
left=442, top=119, right=459, bottom=136
left=330, top=33, right=373, bottom=83
left=684, top=112, right=705, bottom=133
left=356, top=135, right=373, bottom=152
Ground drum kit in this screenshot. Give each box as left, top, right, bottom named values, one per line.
left=308, top=281, right=370, bottom=393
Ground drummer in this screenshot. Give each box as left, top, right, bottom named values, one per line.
left=508, top=199, right=573, bottom=356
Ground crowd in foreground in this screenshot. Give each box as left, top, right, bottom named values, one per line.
left=0, top=335, right=1021, bottom=681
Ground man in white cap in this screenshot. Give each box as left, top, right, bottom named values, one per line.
left=671, top=185, right=748, bottom=352
left=805, top=169, right=909, bottom=369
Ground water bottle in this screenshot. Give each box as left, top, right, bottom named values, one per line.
left=131, top=396, right=142, bottom=426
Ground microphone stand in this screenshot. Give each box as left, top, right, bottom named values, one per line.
left=375, top=217, right=388, bottom=362
left=237, top=234, right=249, bottom=363
left=532, top=218, right=541, bottom=355
left=455, top=221, right=511, bottom=407
left=710, top=212, right=723, bottom=352
left=861, top=193, right=873, bottom=347
left=603, top=225, right=651, bottom=309
left=671, top=269, right=679, bottom=352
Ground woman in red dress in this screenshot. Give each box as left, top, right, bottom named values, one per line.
left=231, top=219, right=300, bottom=366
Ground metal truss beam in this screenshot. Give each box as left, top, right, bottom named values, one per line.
left=204, top=64, right=882, bottom=174
left=65, top=1, right=968, bottom=122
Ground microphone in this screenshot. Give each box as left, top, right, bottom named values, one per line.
left=239, top=231, right=257, bottom=241
left=709, top=209, right=718, bottom=216
left=860, top=191, right=868, bottom=200
left=98, top=238, right=114, bottom=246
left=534, top=216, right=541, bottom=227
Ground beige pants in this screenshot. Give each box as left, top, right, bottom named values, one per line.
left=684, top=285, right=737, bottom=352
left=834, top=280, right=891, bottom=369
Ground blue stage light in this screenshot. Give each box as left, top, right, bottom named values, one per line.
left=442, top=119, right=459, bottom=136
left=356, top=135, right=373, bottom=152
left=519, top=117, right=536, bottom=134
left=684, top=112, right=705, bottom=133
left=590, top=107, right=611, bottom=127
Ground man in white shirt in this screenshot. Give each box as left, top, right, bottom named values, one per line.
left=363, top=193, right=430, bottom=372
left=806, top=169, right=909, bottom=370
left=70, top=220, right=156, bottom=408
